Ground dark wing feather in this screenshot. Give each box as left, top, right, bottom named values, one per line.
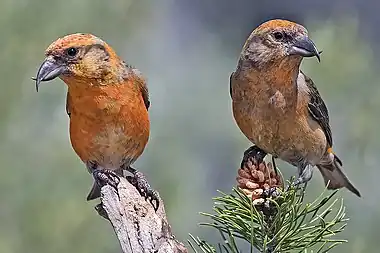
left=140, top=84, right=150, bottom=110
left=229, top=72, right=234, bottom=98
left=123, top=62, right=150, bottom=110
left=301, top=71, right=333, bottom=147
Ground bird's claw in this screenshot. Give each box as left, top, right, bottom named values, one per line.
left=286, top=181, right=297, bottom=192
left=293, top=177, right=303, bottom=187
left=92, top=169, right=120, bottom=192
left=127, top=171, right=160, bottom=212
left=286, top=178, right=309, bottom=194
left=288, top=165, right=312, bottom=192
left=241, top=145, right=267, bottom=168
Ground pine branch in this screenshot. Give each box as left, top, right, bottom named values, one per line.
left=189, top=159, right=349, bottom=253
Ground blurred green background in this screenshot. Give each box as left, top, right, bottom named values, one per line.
left=0, top=0, right=377, bottom=252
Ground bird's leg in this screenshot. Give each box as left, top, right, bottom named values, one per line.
left=293, top=165, right=313, bottom=190
left=124, top=165, right=159, bottom=211
left=241, top=145, right=267, bottom=168
left=271, top=155, right=279, bottom=176
left=87, top=161, right=120, bottom=193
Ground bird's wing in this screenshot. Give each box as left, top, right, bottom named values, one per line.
left=123, top=62, right=150, bottom=110
left=229, top=72, right=234, bottom=98
left=66, top=91, right=71, bottom=117
left=130, top=66, right=150, bottom=110
left=139, top=81, right=150, bottom=110
left=301, top=71, right=333, bottom=147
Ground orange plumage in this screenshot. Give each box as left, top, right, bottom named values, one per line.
left=64, top=71, right=149, bottom=169
left=36, top=33, right=157, bottom=206
left=230, top=20, right=360, bottom=196
left=254, top=19, right=300, bottom=31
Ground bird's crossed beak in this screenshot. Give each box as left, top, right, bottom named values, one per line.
left=289, top=36, right=321, bottom=62
left=34, top=56, right=66, bottom=92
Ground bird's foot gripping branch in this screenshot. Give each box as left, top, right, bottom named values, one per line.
left=189, top=158, right=350, bottom=253
left=93, top=171, right=188, bottom=253
left=124, top=166, right=160, bottom=211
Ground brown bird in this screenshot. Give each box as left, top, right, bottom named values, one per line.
left=230, top=19, right=360, bottom=196
left=35, top=33, right=159, bottom=209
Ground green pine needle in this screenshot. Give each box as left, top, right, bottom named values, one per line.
left=189, top=179, right=349, bottom=253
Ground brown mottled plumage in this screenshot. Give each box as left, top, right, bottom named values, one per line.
left=35, top=33, right=158, bottom=207
left=231, top=20, right=360, bottom=196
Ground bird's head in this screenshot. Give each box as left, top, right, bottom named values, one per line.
left=35, top=33, right=124, bottom=91
left=240, top=19, right=320, bottom=69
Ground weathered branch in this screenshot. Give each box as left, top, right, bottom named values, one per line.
left=95, top=177, right=188, bottom=253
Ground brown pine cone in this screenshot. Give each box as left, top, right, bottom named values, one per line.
left=237, top=157, right=283, bottom=204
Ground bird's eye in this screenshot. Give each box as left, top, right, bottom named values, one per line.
left=67, top=47, right=78, bottom=57
left=273, top=32, right=284, bottom=40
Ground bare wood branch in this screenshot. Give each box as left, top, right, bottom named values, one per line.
left=95, top=177, right=188, bottom=253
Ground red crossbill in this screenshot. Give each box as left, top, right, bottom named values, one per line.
left=230, top=19, right=360, bottom=196
left=35, top=33, right=159, bottom=209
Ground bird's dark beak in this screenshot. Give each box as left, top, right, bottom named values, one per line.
left=289, top=36, right=320, bottom=62
left=34, top=56, right=66, bottom=92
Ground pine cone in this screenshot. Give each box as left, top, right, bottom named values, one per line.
left=237, top=157, right=283, bottom=204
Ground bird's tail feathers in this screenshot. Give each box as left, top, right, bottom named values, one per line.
left=86, top=182, right=101, bottom=201
left=317, top=154, right=360, bottom=197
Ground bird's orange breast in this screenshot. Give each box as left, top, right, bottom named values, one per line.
left=231, top=70, right=327, bottom=165
left=67, top=81, right=149, bottom=169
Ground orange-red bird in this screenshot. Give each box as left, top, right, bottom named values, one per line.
left=35, top=33, right=158, bottom=208
left=230, top=19, right=360, bottom=196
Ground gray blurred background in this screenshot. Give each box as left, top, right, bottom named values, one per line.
left=0, top=0, right=378, bottom=252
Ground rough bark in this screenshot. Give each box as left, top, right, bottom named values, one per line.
left=95, top=177, right=188, bottom=253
